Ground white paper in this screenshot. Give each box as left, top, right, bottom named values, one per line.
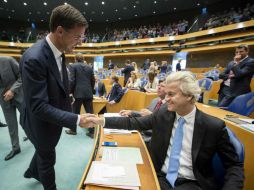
left=104, top=113, right=123, bottom=117
left=238, top=118, right=254, bottom=124
left=104, top=128, right=138, bottom=134
left=240, top=124, right=254, bottom=132
left=85, top=161, right=141, bottom=188
left=102, top=147, right=143, bottom=164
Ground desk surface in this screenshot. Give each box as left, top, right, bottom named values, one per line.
left=196, top=103, right=254, bottom=190
left=78, top=127, right=160, bottom=190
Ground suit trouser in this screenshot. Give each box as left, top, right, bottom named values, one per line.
left=157, top=173, right=201, bottom=190
left=72, top=98, right=94, bottom=133
left=28, top=149, right=56, bottom=190
left=0, top=98, right=21, bottom=151
left=218, top=86, right=235, bottom=107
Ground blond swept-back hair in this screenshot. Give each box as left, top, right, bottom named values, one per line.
left=166, top=71, right=201, bottom=101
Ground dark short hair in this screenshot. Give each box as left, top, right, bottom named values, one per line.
left=111, top=76, right=119, bottom=83
left=75, top=53, right=84, bottom=62
left=49, top=4, right=88, bottom=32
left=236, top=44, right=249, bottom=51
left=159, top=78, right=166, bottom=83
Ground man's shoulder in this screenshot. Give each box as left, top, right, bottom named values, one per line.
left=22, top=39, right=47, bottom=61
left=196, top=109, right=225, bottom=129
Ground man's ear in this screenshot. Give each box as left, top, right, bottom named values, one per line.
left=55, top=26, right=64, bottom=36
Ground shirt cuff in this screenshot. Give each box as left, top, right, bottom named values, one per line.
left=77, top=115, right=81, bottom=126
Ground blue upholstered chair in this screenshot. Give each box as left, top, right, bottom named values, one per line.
left=213, top=127, right=244, bottom=189
left=222, top=92, right=254, bottom=116
left=198, top=78, right=213, bottom=91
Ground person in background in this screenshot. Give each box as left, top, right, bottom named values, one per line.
left=160, top=61, right=168, bottom=74
left=131, top=61, right=138, bottom=72
left=144, top=72, right=159, bottom=93
left=20, top=5, right=94, bottom=190
left=176, top=59, right=182, bottom=71
left=88, top=71, right=244, bottom=190
left=148, top=61, right=157, bottom=73
left=122, top=59, right=134, bottom=87
left=66, top=53, right=95, bottom=136
left=126, top=71, right=141, bottom=89
left=94, top=75, right=107, bottom=98
left=0, top=56, right=25, bottom=160
left=143, top=58, right=150, bottom=71
left=108, top=59, right=114, bottom=70
left=120, top=79, right=166, bottom=145
left=107, top=76, right=124, bottom=104
left=0, top=119, right=7, bottom=127
left=218, top=44, right=254, bottom=107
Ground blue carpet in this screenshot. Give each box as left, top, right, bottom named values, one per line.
left=0, top=109, right=94, bottom=190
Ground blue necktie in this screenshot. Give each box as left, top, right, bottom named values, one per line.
left=95, top=86, right=99, bottom=96
left=166, top=117, right=185, bottom=187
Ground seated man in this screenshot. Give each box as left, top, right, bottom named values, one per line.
left=89, top=71, right=244, bottom=190
left=94, top=75, right=107, bottom=98
left=120, top=79, right=166, bottom=144
left=106, top=76, right=124, bottom=105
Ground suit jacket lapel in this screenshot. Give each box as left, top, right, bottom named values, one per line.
left=192, top=109, right=207, bottom=165
left=43, top=39, right=66, bottom=94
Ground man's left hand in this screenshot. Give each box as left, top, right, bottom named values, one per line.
left=3, top=90, right=14, bottom=101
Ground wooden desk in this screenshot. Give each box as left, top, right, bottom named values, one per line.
left=196, top=103, right=254, bottom=190
left=80, top=99, right=108, bottom=114
left=77, top=127, right=160, bottom=190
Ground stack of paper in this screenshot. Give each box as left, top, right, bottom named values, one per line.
left=84, top=161, right=141, bottom=190
left=102, top=147, right=143, bottom=164
left=238, top=118, right=254, bottom=124
left=104, top=128, right=138, bottom=135
left=239, top=124, right=254, bottom=132
left=104, top=113, right=123, bottom=117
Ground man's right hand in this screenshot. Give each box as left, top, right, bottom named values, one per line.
left=119, top=110, right=132, bottom=116
left=79, top=113, right=97, bottom=128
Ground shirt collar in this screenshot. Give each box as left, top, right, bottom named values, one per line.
left=46, top=35, right=62, bottom=60
left=175, top=106, right=196, bottom=123
left=240, top=55, right=248, bottom=62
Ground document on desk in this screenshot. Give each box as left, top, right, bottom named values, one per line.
left=104, top=113, right=123, bottom=117
left=102, top=147, right=143, bottom=164
left=239, top=124, right=254, bottom=132
left=84, top=161, right=141, bottom=190
left=104, top=128, right=138, bottom=134
left=238, top=118, right=254, bottom=124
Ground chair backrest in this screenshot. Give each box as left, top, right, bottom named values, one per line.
left=198, top=78, right=213, bottom=91
left=213, top=127, right=244, bottom=189
left=227, top=92, right=254, bottom=116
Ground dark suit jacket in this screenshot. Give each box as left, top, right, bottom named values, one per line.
left=107, top=83, right=124, bottom=103
left=122, top=65, right=134, bottom=84
left=105, top=106, right=244, bottom=190
left=218, top=57, right=254, bottom=97
left=69, top=62, right=95, bottom=99
left=94, top=81, right=107, bottom=97
left=176, top=62, right=181, bottom=71
left=20, top=39, right=78, bottom=151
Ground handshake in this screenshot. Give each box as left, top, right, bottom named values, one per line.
left=79, top=113, right=104, bottom=128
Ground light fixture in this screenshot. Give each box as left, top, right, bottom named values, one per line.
left=133, top=5, right=136, bottom=8
left=118, top=17, right=121, bottom=20
left=153, top=11, right=156, bottom=14
left=85, top=2, right=88, bottom=6
left=154, top=1, right=157, bottom=4
left=174, top=7, right=176, bottom=10
left=23, top=2, right=27, bottom=6
left=101, top=1, right=105, bottom=5
left=197, top=3, right=200, bottom=6
left=115, top=9, right=118, bottom=12
left=101, top=11, right=104, bottom=14
left=134, top=14, right=138, bottom=17
left=4, top=0, right=7, bottom=3
left=64, top=2, right=67, bottom=5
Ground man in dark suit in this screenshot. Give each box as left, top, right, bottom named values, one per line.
left=88, top=71, right=244, bottom=190
left=20, top=5, right=95, bottom=190
left=176, top=59, right=182, bottom=71
left=106, top=76, right=124, bottom=104
left=65, top=53, right=95, bottom=136
left=108, top=59, right=114, bottom=70
left=94, top=75, right=107, bottom=97
left=218, top=44, right=254, bottom=107
left=0, top=56, right=24, bottom=160
left=122, top=59, right=134, bottom=87
left=143, top=58, right=150, bottom=70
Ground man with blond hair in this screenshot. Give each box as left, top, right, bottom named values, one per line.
left=88, top=71, right=244, bottom=190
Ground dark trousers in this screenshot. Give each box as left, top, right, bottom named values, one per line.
left=73, top=98, right=94, bottom=133
left=158, top=173, right=201, bottom=190
left=218, top=86, right=235, bottom=107
left=28, top=149, right=56, bottom=190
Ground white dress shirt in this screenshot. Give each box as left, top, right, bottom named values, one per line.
left=46, top=35, right=80, bottom=125
left=161, top=106, right=196, bottom=180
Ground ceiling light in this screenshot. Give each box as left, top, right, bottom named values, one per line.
left=11, top=9, right=15, bottom=12
left=46, top=11, right=50, bottom=15
left=153, top=11, right=156, bottom=14
left=41, top=19, right=44, bottom=22
left=174, top=7, right=176, bottom=10
left=43, top=2, right=47, bottom=6
left=154, top=1, right=157, bottom=4
left=64, top=2, right=67, bottom=5
left=101, top=1, right=105, bottom=5
left=85, top=2, right=88, bottom=6
left=106, top=19, right=109, bottom=22
left=101, top=11, right=104, bottom=14
left=8, top=15, right=11, bottom=19
left=23, top=2, right=27, bottom=6
left=29, top=12, right=32, bottom=15
left=197, top=3, right=200, bottom=6
left=115, top=9, right=118, bottom=12
left=4, top=0, right=7, bottom=3
left=118, top=17, right=121, bottom=20
left=89, top=19, right=92, bottom=22
left=134, top=14, right=138, bottom=17
left=133, top=5, right=136, bottom=8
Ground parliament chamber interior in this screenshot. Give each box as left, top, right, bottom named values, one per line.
left=0, top=0, right=254, bottom=190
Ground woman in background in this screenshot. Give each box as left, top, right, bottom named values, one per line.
left=126, top=71, right=141, bottom=89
